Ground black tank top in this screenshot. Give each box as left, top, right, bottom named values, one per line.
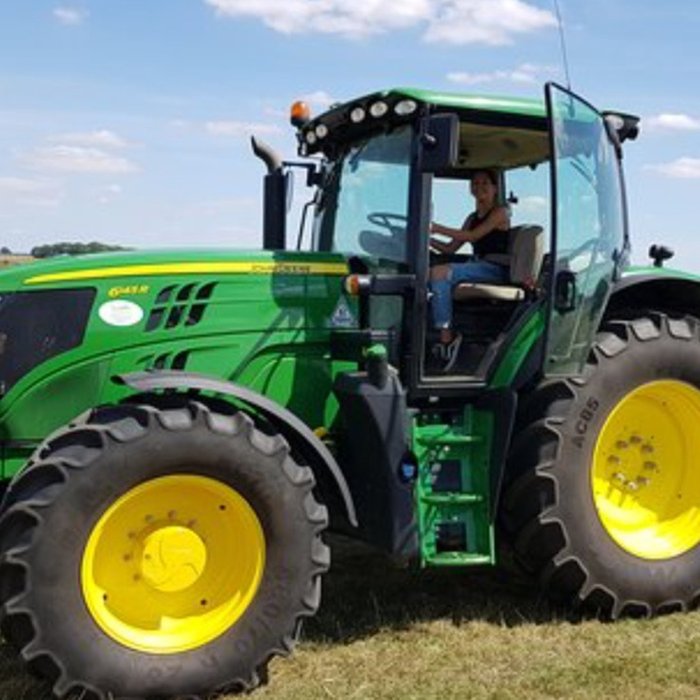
left=467, top=209, right=509, bottom=259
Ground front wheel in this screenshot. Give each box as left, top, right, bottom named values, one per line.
left=502, top=313, right=700, bottom=617
left=0, top=400, right=329, bottom=699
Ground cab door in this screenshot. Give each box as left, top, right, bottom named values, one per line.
left=545, top=83, right=627, bottom=376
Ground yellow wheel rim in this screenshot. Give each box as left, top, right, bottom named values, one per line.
left=592, top=380, right=700, bottom=560
left=81, top=475, right=265, bottom=653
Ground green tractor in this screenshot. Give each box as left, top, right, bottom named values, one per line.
left=1, top=82, right=699, bottom=699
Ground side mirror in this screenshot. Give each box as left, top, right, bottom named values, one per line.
left=420, top=113, right=459, bottom=173
left=649, top=244, right=674, bottom=268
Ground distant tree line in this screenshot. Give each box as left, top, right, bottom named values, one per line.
left=29, top=242, right=131, bottom=258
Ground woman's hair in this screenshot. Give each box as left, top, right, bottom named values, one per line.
left=472, top=169, right=499, bottom=187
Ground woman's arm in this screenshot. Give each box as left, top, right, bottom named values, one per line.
left=429, top=236, right=462, bottom=254
left=432, top=206, right=509, bottom=244
left=429, top=213, right=472, bottom=252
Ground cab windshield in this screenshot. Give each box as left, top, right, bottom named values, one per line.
left=312, top=126, right=412, bottom=263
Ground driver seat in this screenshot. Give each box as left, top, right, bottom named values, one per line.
left=453, top=225, right=545, bottom=302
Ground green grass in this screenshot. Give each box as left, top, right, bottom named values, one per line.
left=3, top=537, right=700, bottom=699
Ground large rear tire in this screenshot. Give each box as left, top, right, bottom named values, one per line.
left=502, top=313, right=700, bottom=617
left=0, top=400, right=329, bottom=699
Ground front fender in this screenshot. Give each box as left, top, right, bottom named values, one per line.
left=117, top=369, right=358, bottom=527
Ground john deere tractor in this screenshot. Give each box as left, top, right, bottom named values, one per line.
left=1, top=82, right=699, bottom=699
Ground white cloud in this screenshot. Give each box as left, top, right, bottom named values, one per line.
left=448, top=63, right=556, bottom=86
left=23, top=146, right=139, bottom=174
left=0, top=177, right=62, bottom=207
left=204, top=0, right=555, bottom=44
left=205, top=0, right=430, bottom=37
left=425, top=0, right=557, bottom=45
left=645, top=113, right=700, bottom=132
left=97, top=183, right=123, bottom=204
left=0, top=177, right=50, bottom=195
left=52, top=6, right=88, bottom=25
left=517, top=195, right=548, bottom=212
left=205, top=120, right=282, bottom=137
left=50, top=130, right=132, bottom=149
left=647, top=157, right=700, bottom=179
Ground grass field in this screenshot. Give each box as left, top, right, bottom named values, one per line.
left=2, top=537, right=700, bottom=700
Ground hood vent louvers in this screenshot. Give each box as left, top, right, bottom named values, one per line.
left=145, top=282, right=217, bottom=333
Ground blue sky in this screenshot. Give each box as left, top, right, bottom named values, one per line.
left=1, top=1, right=699, bottom=268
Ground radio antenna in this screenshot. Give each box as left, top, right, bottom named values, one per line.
left=552, top=0, right=572, bottom=89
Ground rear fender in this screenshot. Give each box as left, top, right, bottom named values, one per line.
left=606, top=274, right=700, bottom=321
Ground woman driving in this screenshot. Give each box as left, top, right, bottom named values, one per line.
left=429, top=169, right=511, bottom=372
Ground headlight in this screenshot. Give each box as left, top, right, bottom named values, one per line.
left=350, top=107, right=366, bottom=123
left=394, top=99, right=418, bottom=116
left=369, top=101, right=389, bottom=118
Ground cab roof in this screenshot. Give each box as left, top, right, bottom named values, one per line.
left=388, top=87, right=548, bottom=119
left=298, top=87, right=639, bottom=157
left=298, top=87, right=549, bottom=157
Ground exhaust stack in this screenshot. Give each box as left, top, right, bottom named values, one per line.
left=251, top=136, right=287, bottom=251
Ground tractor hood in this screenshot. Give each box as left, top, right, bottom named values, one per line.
left=0, top=248, right=354, bottom=440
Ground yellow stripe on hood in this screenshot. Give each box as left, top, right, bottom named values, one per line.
left=24, top=261, right=349, bottom=285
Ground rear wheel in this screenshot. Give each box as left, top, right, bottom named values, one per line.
left=0, top=400, right=329, bottom=699
left=502, top=313, right=700, bottom=617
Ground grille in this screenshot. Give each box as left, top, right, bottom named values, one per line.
left=0, top=289, right=95, bottom=394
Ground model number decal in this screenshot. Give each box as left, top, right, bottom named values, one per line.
left=572, top=397, right=600, bottom=448
left=108, top=284, right=150, bottom=298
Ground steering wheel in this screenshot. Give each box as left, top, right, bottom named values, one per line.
left=367, top=212, right=408, bottom=235
left=360, top=212, right=408, bottom=260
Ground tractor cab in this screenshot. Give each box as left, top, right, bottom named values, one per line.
left=287, top=84, right=635, bottom=397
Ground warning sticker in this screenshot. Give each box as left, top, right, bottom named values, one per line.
left=329, top=298, right=356, bottom=328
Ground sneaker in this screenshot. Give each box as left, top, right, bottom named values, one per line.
left=442, top=332, right=463, bottom=373
left=431, top=342, right=448, bottom=361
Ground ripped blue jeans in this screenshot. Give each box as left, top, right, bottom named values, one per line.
left=430, top=260, right=509, bottom=329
